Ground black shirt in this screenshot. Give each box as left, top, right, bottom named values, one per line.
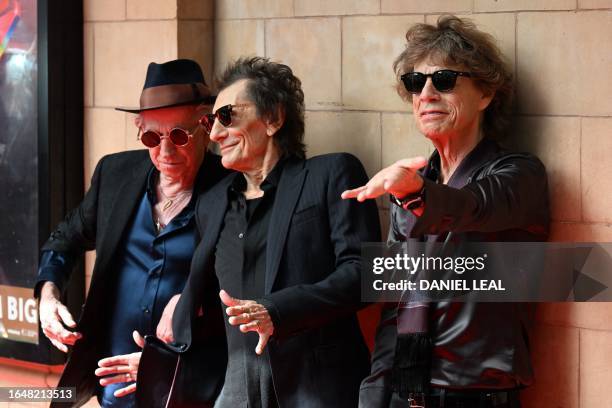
left=213, top=161, right=284, bottom=408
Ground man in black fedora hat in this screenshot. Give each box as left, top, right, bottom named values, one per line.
left=35, top=59, right=229, bottom=407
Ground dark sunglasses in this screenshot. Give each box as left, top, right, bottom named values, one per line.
left=199, top=103, right=253, bottom=134
left=401, top=70, right=473, bottom=94
left=137, top=125, right=199, bottom=148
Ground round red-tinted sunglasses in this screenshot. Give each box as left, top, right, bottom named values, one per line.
left=137, top=124, right=200, bottom=148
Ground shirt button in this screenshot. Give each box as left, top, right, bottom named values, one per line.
left=238, top=232, right=244, bottom=239
left=142, top=307, right=150, bottom=314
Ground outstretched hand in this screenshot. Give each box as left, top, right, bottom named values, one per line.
left=341, top=157, right=427, bottom=202
left=95, top=331, right=145, bottom=398
left=220, top=290, right=274, bottom=355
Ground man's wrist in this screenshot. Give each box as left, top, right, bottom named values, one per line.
left=40, top=281, right=60, bottom=300
left=390, top=180, right=426, bottom=211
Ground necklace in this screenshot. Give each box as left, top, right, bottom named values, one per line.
left=153, top=181, right=193, bottom=233
left=157, top=186, right=191, bottom=211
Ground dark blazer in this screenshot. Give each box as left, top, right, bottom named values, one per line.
left=37, top=150, right=229, bottom=408
left=173, top=153, right=382, bottom=408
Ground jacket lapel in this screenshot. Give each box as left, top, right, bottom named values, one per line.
left=178, top=176, right=231, bottom=347
left=93, top=158, right=152, bottom=278
left=447, top=138, right=500, bottom=188
left=265, top=158, right=307, bottom=294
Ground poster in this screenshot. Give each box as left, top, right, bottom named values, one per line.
left=0, top=0, right=39, bottom=347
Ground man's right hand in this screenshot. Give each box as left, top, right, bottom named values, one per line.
left=38, top=281, right=82, bottom=352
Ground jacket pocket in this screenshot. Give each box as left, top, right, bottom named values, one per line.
left=291, top=205, right=324, bottom=227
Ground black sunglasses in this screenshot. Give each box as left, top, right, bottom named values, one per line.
left=137, top=125, right=199, bottom=148
left=199, top=103, right=253, bottom=134
left=401, top=70, right=473, bottom=94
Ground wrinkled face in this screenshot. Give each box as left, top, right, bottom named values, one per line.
left=411, top=59, right=492, bottom=141
left=209, top=79, right=276, bottom=172
left=138, top=105, right=210, bottom=179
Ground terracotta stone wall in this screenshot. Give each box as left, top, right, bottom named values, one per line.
left=212, top=2, right=612, bottom=408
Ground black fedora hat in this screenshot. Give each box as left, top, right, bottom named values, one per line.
left=116, top=59, right=216, bottom=113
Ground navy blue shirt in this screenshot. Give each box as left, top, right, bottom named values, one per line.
left=38, top=168, right=197, bottom=408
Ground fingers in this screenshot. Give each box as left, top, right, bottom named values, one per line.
left=255, top=332, right=271, bottom=355
left=45, top=322, right=81, bottom=344
left=98, top=354, right=130, bottom=368
left=39, top=282, right=83, bottom=353
left=39, top=298, right=82, bottom=349
left=228, top=313, right=250, bottom=325
left=239, top=320, right=261, bottom=333
left=356, top=184, right=385, bottom=202
left=40, top=317, right=82, bottom=346
left=157, top=330, right=174, bottom=344
left=98, top=373, right=127, bottom=386
left=219, top=289, right=242, bottom=307
left=95, top=364, right=132, bottom=378
left=49, top=338, right=69, bottom=353
left=219, top=298, right=274, bottom=354
left=56, top=304, right=77, bottom=328
left=133, top=330, right=145, bottom=348
left=96, top=351, right=140, bottom=390
left=340, top=186, right=366, bottom=200
left=156, top=319, right=174, bottom=343
left=228, top=310, right=267, bottom=325
left=224, top=301, right=258, bottom=318
left=98, top=372, right=136, bottom=387
left=114, top=383, right=137, bottom=398
left=220, top=295, right=274, bottom=354
left=342, top=156, right=428, bottom=202
left=156, top=295, right=179, bottom=343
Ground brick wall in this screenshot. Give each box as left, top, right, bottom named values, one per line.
left=212, top=2, right=612, bottom=407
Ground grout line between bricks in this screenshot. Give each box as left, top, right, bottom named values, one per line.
left=339, top=16, right=343, bottom=110
left=210, top=8, right=607, bottom=23
left=263, top=19, right=268, bottom=58
left=579, top=118, right=583, bottom=223
left=91, top=23, right=95, bottom=109
left=578, top=328, right=581, bottom=408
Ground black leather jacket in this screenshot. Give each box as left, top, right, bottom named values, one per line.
left=359, top=138, right=550, bottom=407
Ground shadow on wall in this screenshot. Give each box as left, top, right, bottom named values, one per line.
left=522, top=304, right=578, bottom=408
left=509, top=61, right=575, bottom=408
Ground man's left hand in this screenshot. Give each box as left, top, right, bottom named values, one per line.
left=220, top=289, right=274, bottom=355
left=156, top=294, right=180, bottom=343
